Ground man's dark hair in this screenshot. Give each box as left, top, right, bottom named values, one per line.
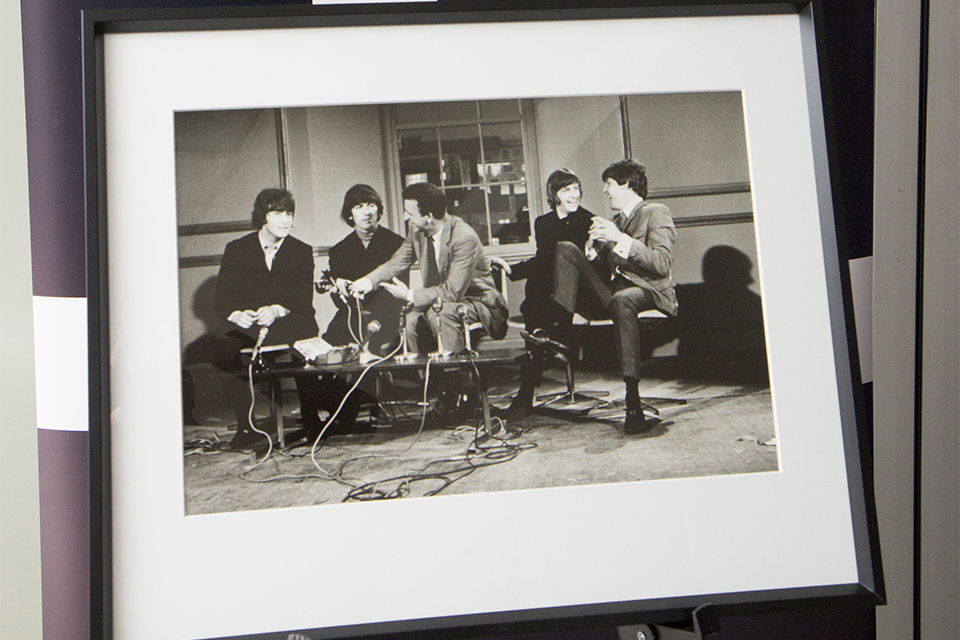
left=402, top=182, right=447, bottom=220
left=601, top=159, right=648, bottom=199
left=545, top=169, right=582, bottom=209
left=340, top=184, right=384, bottom=227
left=251, top=188, right=295, bottom=228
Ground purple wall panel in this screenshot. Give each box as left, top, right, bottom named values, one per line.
left=37, top=429, right=89, bottom=640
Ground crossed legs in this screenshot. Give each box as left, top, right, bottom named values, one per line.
left=510, top=242, right=659, bottom=433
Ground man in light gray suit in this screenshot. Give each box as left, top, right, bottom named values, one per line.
left=350, top=181, right=507, bottom=355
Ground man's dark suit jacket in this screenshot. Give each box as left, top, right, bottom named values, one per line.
left=323, top=225, right=406, bottom=347
left=508, top=206, right=594, bottom=289
left=215, top=231, right=319, bottom=346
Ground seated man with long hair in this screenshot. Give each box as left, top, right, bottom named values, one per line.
left=215, top=187, right=324, bottom=448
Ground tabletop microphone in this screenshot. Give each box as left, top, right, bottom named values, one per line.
left=365, top=320, right=381, bottom=342
left=251, top=325, right=269, bottom=362
left=433, top=299, right=449, bottom=355
left=457, top=305, right=473, bottom=352
left=359, top=320, right=382, bottom=363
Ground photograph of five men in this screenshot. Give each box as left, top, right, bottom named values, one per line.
left=176, top=92, right=776, bottom=513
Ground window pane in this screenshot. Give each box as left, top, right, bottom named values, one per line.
left=439, top=125, right=481, bottom=187
left=479, top=122, right=524, bottom=183
left=479, top=99, right=520, bottom=121
left=392, top=102, right=439, bottom=125
left=437, top=100, right=479, bottom=122
left=446, top=186, right=489, bottom=244
left=398, top=128, right=441, bottom=187
left=489, top=184, right=530, bottom=246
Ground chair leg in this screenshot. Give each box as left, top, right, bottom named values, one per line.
left=535, top=356, right=614, bottom=410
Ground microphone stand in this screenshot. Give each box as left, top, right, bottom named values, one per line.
left=458, top=305, right=476, bottom=355
left=433, top=299, right=452, bottom=358
left=396, top=304, right=417, bottom=362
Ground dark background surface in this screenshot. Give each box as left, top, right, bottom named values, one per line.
left=20, top=0, right=877, bottom=638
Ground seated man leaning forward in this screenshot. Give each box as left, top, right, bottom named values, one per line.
left=349, top=181, right=508, bottom=355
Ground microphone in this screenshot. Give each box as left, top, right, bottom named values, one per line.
left=457, top=305, right=473, bottom=352
left=433, top=299, right=448, bottom=355
left=251, top=326, right=269, bottom=362
left=358, top=320, right=382, bottom=363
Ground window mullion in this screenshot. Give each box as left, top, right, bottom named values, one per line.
left=477, top=120, right=492, bottom=244
left=435, top=126, right=444, bottom=189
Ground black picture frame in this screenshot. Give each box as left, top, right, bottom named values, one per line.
left=84, top=2, right=883, bottom=639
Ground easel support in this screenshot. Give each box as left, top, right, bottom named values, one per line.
left=617, top=604, right=719, bottom=640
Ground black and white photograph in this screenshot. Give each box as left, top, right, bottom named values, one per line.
left=176, top=92, right=777, bottom=514
left=91, top=7, right=880, bottom=638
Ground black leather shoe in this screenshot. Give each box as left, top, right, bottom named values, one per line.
left=228, top=428, right=270, bottom=450
left=505, top=388, right=534, bottom=420
left=623, top=407, right=658, bottom=435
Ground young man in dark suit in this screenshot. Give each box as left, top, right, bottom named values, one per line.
left=215, top=188, right=324, bottom=448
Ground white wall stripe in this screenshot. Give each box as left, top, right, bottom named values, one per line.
left=32, top=296, right=88, bottom=432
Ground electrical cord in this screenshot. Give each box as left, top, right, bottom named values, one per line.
left=244, top=360, right=275, bottom=469
left=236, top=332, right=543, bottom=496
left=343, top=428, right=536, bottom=501
left=346, top=294, right=364, bottom=346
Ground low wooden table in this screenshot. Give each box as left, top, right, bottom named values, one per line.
left=248, top=348, right=527, bottom=446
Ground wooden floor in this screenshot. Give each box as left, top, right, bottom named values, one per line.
left=183, top=355, right=777, bottom=515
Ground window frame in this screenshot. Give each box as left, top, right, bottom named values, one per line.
left=388, top=98, right=542, bottom=258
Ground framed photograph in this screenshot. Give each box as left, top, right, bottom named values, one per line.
left=85, top=2, right=883, bottom=639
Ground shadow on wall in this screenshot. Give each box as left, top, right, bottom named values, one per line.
left=674, top=245, right=768, bottom=383
left=181, top=275, right=249, bottom=427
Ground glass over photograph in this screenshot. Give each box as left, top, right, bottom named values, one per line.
left=175, top=91, right=777, bottom=515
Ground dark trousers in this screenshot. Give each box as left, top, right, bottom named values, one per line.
left=553, top=242, right=656, bottom=379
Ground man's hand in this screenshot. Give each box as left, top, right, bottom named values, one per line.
left=254, top=305, right=286, bottom=327
left=227, top=309, right=257, bottom=329
left=334, top=278, right=352, bottom=300
left=589, top=216, right=624, bottom=244
left=349, top=277, right=374, bottom=298
left=380, top=277, right=411, bottom=302
left=488, top=255, right=512, bottom=275
left=584, top=239, right=599, bottom=261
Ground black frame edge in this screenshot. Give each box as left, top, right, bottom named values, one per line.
left=80, top=0, right=804, bottom=35
left=804, top=0, right=886, bottom=606
left=211, top=583, right=881, bottom=640
left=83, top=9, right=112, bottom=640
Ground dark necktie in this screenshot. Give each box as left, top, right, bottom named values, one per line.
left=424, top=238, right=441, bottom=287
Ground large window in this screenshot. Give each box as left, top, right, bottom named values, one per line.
left=394, top=100, right=535, bottom=248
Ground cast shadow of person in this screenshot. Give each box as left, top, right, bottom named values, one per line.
left=673, top=245, right=769, bottom=385
left=181, top=275, right=252, bottom=428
